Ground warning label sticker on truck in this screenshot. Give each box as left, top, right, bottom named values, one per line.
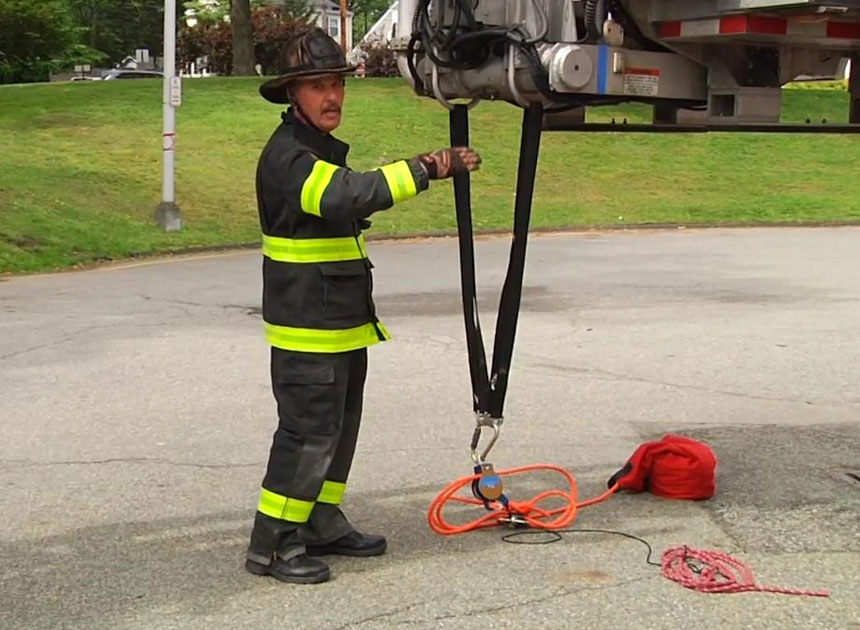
left=623, top=68, right=660, bottom=97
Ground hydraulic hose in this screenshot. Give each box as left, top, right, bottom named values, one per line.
left=584, top=0, right=607, bottom=42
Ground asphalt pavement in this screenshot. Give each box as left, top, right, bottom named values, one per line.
left=1, top=227, right=859, bottom=630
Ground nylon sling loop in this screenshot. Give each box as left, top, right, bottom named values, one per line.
left=450, top=103, right=544, bottom=473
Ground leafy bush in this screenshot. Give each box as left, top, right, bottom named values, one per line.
left=179, top=20, right=232, bottom=75
left=179, top=5, right=310, bottom=76
left=252, top=6, right=310, bottom=75
left=359, top=41, right=398, bottom=78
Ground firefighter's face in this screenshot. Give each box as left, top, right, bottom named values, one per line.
left=292, top=75, right=345, bottom=133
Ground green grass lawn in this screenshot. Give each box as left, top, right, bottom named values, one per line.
left=1, top=77, right=858, bottom=274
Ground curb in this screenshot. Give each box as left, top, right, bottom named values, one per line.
left=5, top=220, right=860, bottom=277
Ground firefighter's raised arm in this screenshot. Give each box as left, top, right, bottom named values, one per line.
left=274, top=147, right=482, bottom=223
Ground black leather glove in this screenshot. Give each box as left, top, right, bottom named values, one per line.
left=416, top=147, right=482, bottom=180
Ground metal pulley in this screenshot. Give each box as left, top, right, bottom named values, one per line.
left=469, top=413, right=508, bottom=507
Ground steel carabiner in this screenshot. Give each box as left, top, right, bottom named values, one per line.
left=470, top=413, right=502, bottom=465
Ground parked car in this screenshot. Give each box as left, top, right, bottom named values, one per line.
left=101, top=69, right=163, bottom=80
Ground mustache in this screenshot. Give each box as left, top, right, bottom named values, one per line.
left=322, top=104, right=342, bottom=114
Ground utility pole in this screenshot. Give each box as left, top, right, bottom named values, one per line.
left=340, top=0, right=348, bottom=52
left=155, top=0, right=183, bottom=231
left=850, top=54, right=859, bottom=125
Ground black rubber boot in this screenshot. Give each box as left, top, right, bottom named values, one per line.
left=307, top=531, right=387, bottom=557
left=245, top=554, right=331, bottom=584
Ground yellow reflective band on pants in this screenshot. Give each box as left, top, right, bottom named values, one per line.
left=300, top=160, right=339, bottom=216
left=380, top=161, right=418, bottom=204
left=262, top=234, right=367, bottom=264
left=317, top=480, right=346, bottom=505
left=264, top=321, right=390, bottom=353
left=258, top=487, right=314, bottom=523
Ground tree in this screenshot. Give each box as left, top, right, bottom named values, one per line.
left=65, top=0, right=165, bottom=66
left=254, top=5, right=313, bottom=74
left=350, top=0, right=391, bottom=45
left=179, top=3, right=311, bottom=76
left=179, top=19, right=232, bottom=75
left=183, top=0, right=230, bottom=24
left=0, top=0, right=87, bottom=83
left=184, top=0, right=280, bottom=25
left=230, top=0, right=255, bottom=75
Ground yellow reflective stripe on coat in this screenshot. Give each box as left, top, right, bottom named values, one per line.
left=264, top=321, right=386, bottom=353
left=317, top=480, right=346, bottom=505
left=262, top=234, right=367, bottom=264
left=374, top=320, right=391, bottom=341
left=300, top=160, right=339, bottom=216
left=258, top=488, right=314, bottom=522
left=380, top=161, right=418, bottom=204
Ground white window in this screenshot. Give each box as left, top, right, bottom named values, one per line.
left=327, top=15, right=340, bottom=40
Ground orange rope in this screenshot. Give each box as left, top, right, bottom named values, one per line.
left=428, top=463, right=620, bottom=535
left=429, top=463, right=830, bottom=599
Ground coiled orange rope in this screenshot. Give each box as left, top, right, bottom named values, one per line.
left=427, top=463, right=619, bottom=535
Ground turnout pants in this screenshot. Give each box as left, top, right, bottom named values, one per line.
left=247, top=347, right=367, bottom=564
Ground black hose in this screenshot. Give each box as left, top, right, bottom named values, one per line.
left=418, top=0, right=463, bottom=68
left=584, top=0, right=607, bottom=42
left=412, top=0, right=422, bottom=32
left=406, top=32, right=425, bottom=94
left=455, top=0, right=477, bottom=29
left=518, top=41, right=586, bottom=105
left=442, top=0, right=462, bottom=48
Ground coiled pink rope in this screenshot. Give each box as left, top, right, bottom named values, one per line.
left=661, top=546, right=829, bottom=597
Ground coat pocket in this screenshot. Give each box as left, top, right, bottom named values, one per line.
left=319, top=260, right=371, bottom=326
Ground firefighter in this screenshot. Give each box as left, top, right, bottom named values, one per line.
left=245, top=27, right=482, bottom=584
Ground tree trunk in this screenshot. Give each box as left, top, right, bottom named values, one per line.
left=230, top=0, right=255, bottom=76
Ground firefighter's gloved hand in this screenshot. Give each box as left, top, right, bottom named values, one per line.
left=417, top=147, right=482, bottom=180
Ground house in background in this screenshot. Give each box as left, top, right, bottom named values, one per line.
left=186, top=1, right=354, bottom=52
left=270, top=0, right=354, bottom=51
left=179, top=0, right=354, bottom=75
left=118, top=49, right=157, bottom=71
left=312, top=0, right=354, bottom=51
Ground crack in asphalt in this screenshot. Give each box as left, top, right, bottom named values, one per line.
left=335, top=575, right=655, bottom=629
left=0, top=323, right=125, bottom=361
left=0, top=457, right=261, bottom=470
left=139, top=294, right=260, bottom=316
left=0, top=321, right=179, bottom=362
left=525, top=359, right=854, bottom=408
left=429, top=575, right=653, bottom=622
left=327, top=603, right=424, bottom=630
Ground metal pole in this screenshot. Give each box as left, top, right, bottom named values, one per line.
left=340, top=0, right=348, bottom=52
left=155, top=0, right=183, bottom=231
left=850, top=54, right=859, bottom=125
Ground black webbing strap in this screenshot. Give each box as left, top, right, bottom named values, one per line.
left=450, top=105, right=490, bottom=414
left=450, top=103, right=544, bottom=420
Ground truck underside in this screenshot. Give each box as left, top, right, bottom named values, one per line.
left=394, top=0, right=860, bottom=125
